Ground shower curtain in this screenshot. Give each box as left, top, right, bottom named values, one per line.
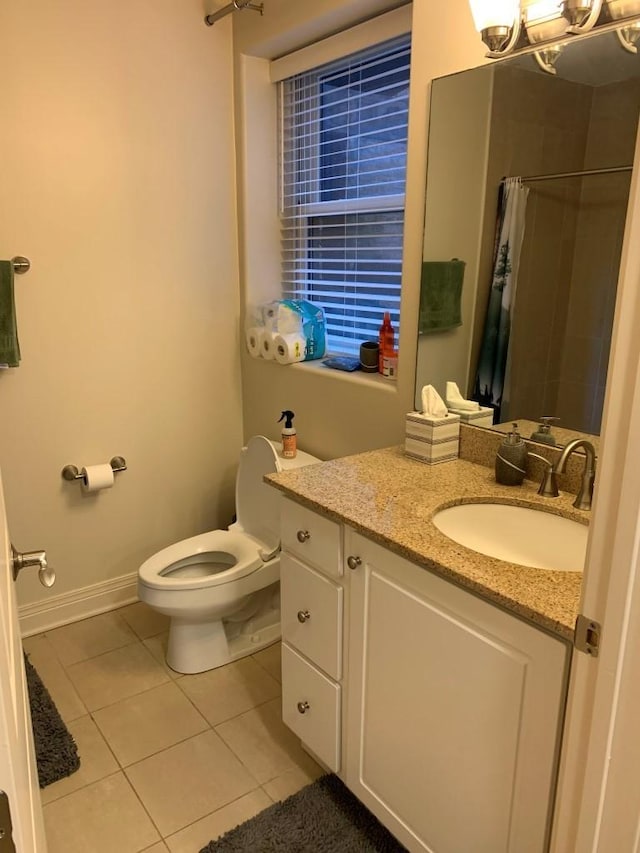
left=473, top=177, right=529, bottom=419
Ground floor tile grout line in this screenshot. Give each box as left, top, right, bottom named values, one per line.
left=40, top=611, right=141, bottom=667
left=118, top=764, right=166, bottom=846
left=121, top=757, right=268, bottom=844
left=64, top=652, right=173, bottom=713
left=161, top=783, right=272, bottom=847
left=212, top=696, right=289, bottom=787
left=171, top=672, right=281, bottom=732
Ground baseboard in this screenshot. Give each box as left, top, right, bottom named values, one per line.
left=19, top=572, right=139, bottom=638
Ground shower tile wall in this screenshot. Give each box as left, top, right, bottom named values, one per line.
left=486, top=68, right=639, bottom=434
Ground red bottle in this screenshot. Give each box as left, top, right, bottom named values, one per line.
left=378, top=311, right=395, bottom=373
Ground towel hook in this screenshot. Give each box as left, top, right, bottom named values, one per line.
left=11, top=257, right=30, bottom=275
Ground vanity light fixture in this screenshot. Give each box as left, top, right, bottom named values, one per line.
left=533, top=43, right=566, bottom=71
left=561, top=0, right=603, bottom=32
left=525, top=0, right=567, bottom=42
left=524, top=0, right=568, bottom=71
left=605, top=0, right=640, bottom=17
left=606, top=0, right=640, bottom=46
left=468, top=0, right=523, bottom=55
left=469, top=0, right=640, bottom=59
left=616, top=19, right=640, bottom=50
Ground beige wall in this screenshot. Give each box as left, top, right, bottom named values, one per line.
left=0, top=0, right=243, bottom=609
left=235, top=0, right=486, bottom=460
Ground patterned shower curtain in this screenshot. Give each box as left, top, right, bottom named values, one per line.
left=473, top=177, right=529, bottom=419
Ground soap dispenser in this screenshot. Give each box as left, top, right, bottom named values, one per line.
left=530, top=417, right=558, bottom=446
left=495, top=423, right=528, bottom=486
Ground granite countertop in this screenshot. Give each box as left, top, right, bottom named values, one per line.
left=266, top=446, right=587, bottom=642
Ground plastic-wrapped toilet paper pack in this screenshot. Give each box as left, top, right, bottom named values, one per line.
left=244, top=299, right=326, bottom=364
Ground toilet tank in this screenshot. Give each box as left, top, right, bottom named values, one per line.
left=235, top=435, right=320, bottom=551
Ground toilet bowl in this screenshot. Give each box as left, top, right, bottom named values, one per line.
left=138, top=435, right=319, bottom=674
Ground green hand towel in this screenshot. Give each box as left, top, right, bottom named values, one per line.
left=419, top=259, right=465, bottom=334
left=0, top=260, right=21, bottom=367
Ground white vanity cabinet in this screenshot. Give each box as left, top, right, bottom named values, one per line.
left=278, top=497, right=569, bottom=853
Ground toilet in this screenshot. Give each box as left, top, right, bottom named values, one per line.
left=138, top=435, right=319, bottom=674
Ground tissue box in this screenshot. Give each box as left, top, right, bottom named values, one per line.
left=447, top=406, right=494, bottom=428
left=404, top=412, right=460, bottom=465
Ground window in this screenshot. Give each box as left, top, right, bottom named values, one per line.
left=279, top=34, right=411, bottom=356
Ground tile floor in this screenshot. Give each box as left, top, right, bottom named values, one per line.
left=23, top=604, right=324, bottom=853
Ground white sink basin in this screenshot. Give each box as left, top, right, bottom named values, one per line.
left=432, top=503, right=587, bottom=572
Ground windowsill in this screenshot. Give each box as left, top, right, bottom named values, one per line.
left=268, top=355, right=400, bottom=392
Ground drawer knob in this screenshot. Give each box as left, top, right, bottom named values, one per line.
left=297, top=610, right=311, bottom=623
left=347, top=555, right=362, bottom=570
left=297, top=530, right=311, bottom=543
left=297, top=701, right=310, bottom=714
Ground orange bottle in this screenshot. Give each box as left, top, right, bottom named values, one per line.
left=378, top=312, right=395, bottom=373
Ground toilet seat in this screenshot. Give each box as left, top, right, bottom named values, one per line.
left=139, top=435, right=320, bottom=595
left=138, top=529, right=266, bottom=592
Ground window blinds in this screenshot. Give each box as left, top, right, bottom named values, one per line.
left=279, top=34, right=411, bottom=356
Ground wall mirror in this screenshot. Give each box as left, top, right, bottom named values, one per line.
left=416, top=28, right=640, bottom=450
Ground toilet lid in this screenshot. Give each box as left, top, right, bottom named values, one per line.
left=236, top=435, right=281, bottom=550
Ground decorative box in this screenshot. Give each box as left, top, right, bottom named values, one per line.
left=447, top=406, right=494, bottom=429
left=404, top=412, right=460, bottom=465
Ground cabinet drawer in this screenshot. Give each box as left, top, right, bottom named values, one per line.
left=282, top=642, right=341, bottom=773
left=281, top=554, right=343, bottom=680
left=281, top=497, right=342, bottom=578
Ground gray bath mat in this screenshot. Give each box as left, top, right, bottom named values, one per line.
left=200, top=774, right=408, bottom=852
left=24, top=655, right=80, bottom=788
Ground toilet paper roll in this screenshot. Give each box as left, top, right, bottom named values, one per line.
left=245, top=326, right=262, bottom=358
left=81, top=464, right=115, bottom=493
left=260, top=330, right=277, bottom=360
left=274, top=333, right=306, bottom=365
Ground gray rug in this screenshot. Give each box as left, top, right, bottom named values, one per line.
left=24, top=655, right=80, bottom=788
left=200, top=774, right=408, bottom=852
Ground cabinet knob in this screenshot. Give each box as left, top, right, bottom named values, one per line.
left=296, top=530, right=311, bottom=543
left=297, top=701, right=310, bottom=715
left=347, top=555, right=362, bottom=571
left=297, top=610, right=311, bottom=623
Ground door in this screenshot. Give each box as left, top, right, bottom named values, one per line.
left=0, top=468, right=47, bottom=851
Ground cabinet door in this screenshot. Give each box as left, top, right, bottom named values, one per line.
left=344, top=529, right=568, bottom=853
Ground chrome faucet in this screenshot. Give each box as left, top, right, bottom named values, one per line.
left=537, top=438, right=596, bottom=510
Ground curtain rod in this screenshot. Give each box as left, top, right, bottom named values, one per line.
left=204, top=0, right=263, bottom=27
left=516, top=165, right=633, bottom=184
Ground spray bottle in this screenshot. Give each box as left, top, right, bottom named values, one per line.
left=278, top=410, right=297, bottom=459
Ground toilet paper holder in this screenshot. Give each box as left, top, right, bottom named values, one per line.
left=61, top=456, right=127, bottom=483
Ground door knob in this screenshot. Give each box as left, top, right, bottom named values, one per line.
left=296, top=530, right=310, bottom=543
left=297, top=610, right=311, bottom=623
left=11, top=546, right=55, bottom=588
left=347, top=555, right=362, bottom=570
left=297, top=701, right=310, bottom=714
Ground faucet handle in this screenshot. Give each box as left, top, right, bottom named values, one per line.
left=528, top=452, right=559, bottom=497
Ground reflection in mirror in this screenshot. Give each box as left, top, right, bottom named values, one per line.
left=416, top=29, right=640, bottom=447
